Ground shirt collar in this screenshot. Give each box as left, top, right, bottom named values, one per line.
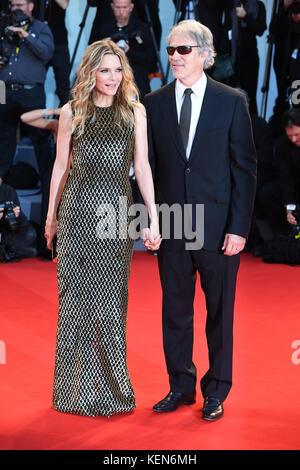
left=176, top=72, right=207, bottom=100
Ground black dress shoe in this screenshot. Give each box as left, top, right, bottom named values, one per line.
left=202, top=397, right=224, bottom=421
left=153, top=391, right=196, bottom=413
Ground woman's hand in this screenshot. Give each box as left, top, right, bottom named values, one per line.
left=45, top=217, right=58, bottom=250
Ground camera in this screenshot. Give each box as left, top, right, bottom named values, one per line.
left=0, top=9, right=30, bottom=49
left=0, top=241, right=18, bottom=263
left=0, top=201, right=18, bottom=231
left=4, top=9, right=31, bottom=44
left=110, top=29, right=143, bottom=52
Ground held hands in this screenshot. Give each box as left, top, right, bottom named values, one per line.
left=141, top=219, right=162, bottom=252
left=45, top=217, right=58, bottom=251
left=222, top=233, right=246, bottom=256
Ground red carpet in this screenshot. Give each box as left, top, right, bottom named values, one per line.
left=0, top=252, right=300, bottom=450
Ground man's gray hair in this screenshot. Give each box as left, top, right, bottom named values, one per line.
left=167, top=20, right=216, bottom=70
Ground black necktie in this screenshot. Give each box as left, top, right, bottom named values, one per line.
left=179, top=88, right=193, bottom=152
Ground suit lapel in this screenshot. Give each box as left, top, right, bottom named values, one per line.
left=159, top=80, right=188, bottom=164
left=157, top=77, right=222, bottom=165
left=188, top=76, right=222, bottom=165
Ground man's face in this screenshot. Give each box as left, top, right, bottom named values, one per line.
left=10, top=0, right=33, bottom=18
left=111, top=0, right=133, bottom=25
left=168, top=33, right=207, bottom=87
left=286, top=125, right=300, bottom=146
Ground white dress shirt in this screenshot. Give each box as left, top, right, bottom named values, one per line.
left=175, top=73, right=207, bottom=159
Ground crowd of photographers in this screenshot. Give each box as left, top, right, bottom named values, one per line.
left=0, top=0, right=300, bottom=264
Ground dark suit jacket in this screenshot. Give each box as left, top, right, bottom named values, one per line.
left=144, top=76, right=257, bottom=252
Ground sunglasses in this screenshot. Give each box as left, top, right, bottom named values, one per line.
left=166, top=45, right=201, bottom=56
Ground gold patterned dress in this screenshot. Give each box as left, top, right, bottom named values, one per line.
left=53, top=105, right=136, bottom=417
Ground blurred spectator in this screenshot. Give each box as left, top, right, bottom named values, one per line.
left=92, top=0, right=156, bottom=98
left=225, top=1, right=267, bottom=115
left=172, top=0, right=222, bottom=51
left=88, top=0, right=161, bottom=49
left=0, top=0, right=55, bottom=259
left=21, top=107, right=60, bottom=139
left=35, top=0, right=71, bottom=106
left=237, top=88, right=274, bottom=256
left=258, top=108, right=300, bottom=236
left=269, top=0, right=300, bottom=135
left=0, top=171, right=37, bottom=262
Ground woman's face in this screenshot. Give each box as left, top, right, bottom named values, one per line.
left=95, top=54, right=123, bottom=97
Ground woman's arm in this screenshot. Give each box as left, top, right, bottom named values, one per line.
left=133, top=103, right=161, bottom=250
left=21, top=108, right=60, bottom=134
left=45, top=103, right=72, bottom=249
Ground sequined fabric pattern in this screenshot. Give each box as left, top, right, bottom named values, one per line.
left=53, top=106, right=136, bottom=417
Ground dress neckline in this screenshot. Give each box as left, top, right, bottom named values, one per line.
left=94, top=104, right=113, bottom=109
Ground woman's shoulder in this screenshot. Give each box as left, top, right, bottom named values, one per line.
left=132, top=101, right=146, bottom=120
left=60, top=102, right=73, bottom=118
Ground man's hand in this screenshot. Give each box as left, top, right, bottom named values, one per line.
left=7, top=26, right=29, bottom=40
left=287, top=210, right=298, bottom=226
left=236, top=4, right=247, bottom=18
left=13, top=206, right=21, bottom=218
left=222, top=233, right=246, bottom=256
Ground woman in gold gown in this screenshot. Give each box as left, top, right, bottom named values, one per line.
left=45, top=40, right=161, bottom=417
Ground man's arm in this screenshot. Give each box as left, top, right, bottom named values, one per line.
left=227, top=94, right=257, bottom=240
left=23, top=21, right=55, bottom=63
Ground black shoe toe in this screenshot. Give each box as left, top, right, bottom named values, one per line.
left=153, top=391, right=196, bottom=413
left=202, top=397, right=224, bottom=421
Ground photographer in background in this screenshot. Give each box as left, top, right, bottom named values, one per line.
left=270, top=0, right=300, bottom=135
left=35, top=0, right=71, bottom=106
left=0, top=171, right=37, bottom=262
left=259, top=108, right=300, bottom=235
left=0, top=0, right=54, bottom=259
left=91, top=0, right=156, bottom=98
left=88, top=0, right=161, bottom=50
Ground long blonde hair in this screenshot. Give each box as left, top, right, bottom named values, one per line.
left=70, top=40, right=139, bottom=137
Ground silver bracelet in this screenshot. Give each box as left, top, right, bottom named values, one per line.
left=41, top=109, right=48, bottom=119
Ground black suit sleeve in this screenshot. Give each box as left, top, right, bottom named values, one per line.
left=227, top=94, right=257, bottom=237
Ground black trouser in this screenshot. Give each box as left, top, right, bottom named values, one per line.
left=0, top=85, right=54, bottom=252
left=157, top=248, right=240, bottom=403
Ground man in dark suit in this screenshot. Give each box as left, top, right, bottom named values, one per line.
left=143, top=19, right=257, bottom=420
